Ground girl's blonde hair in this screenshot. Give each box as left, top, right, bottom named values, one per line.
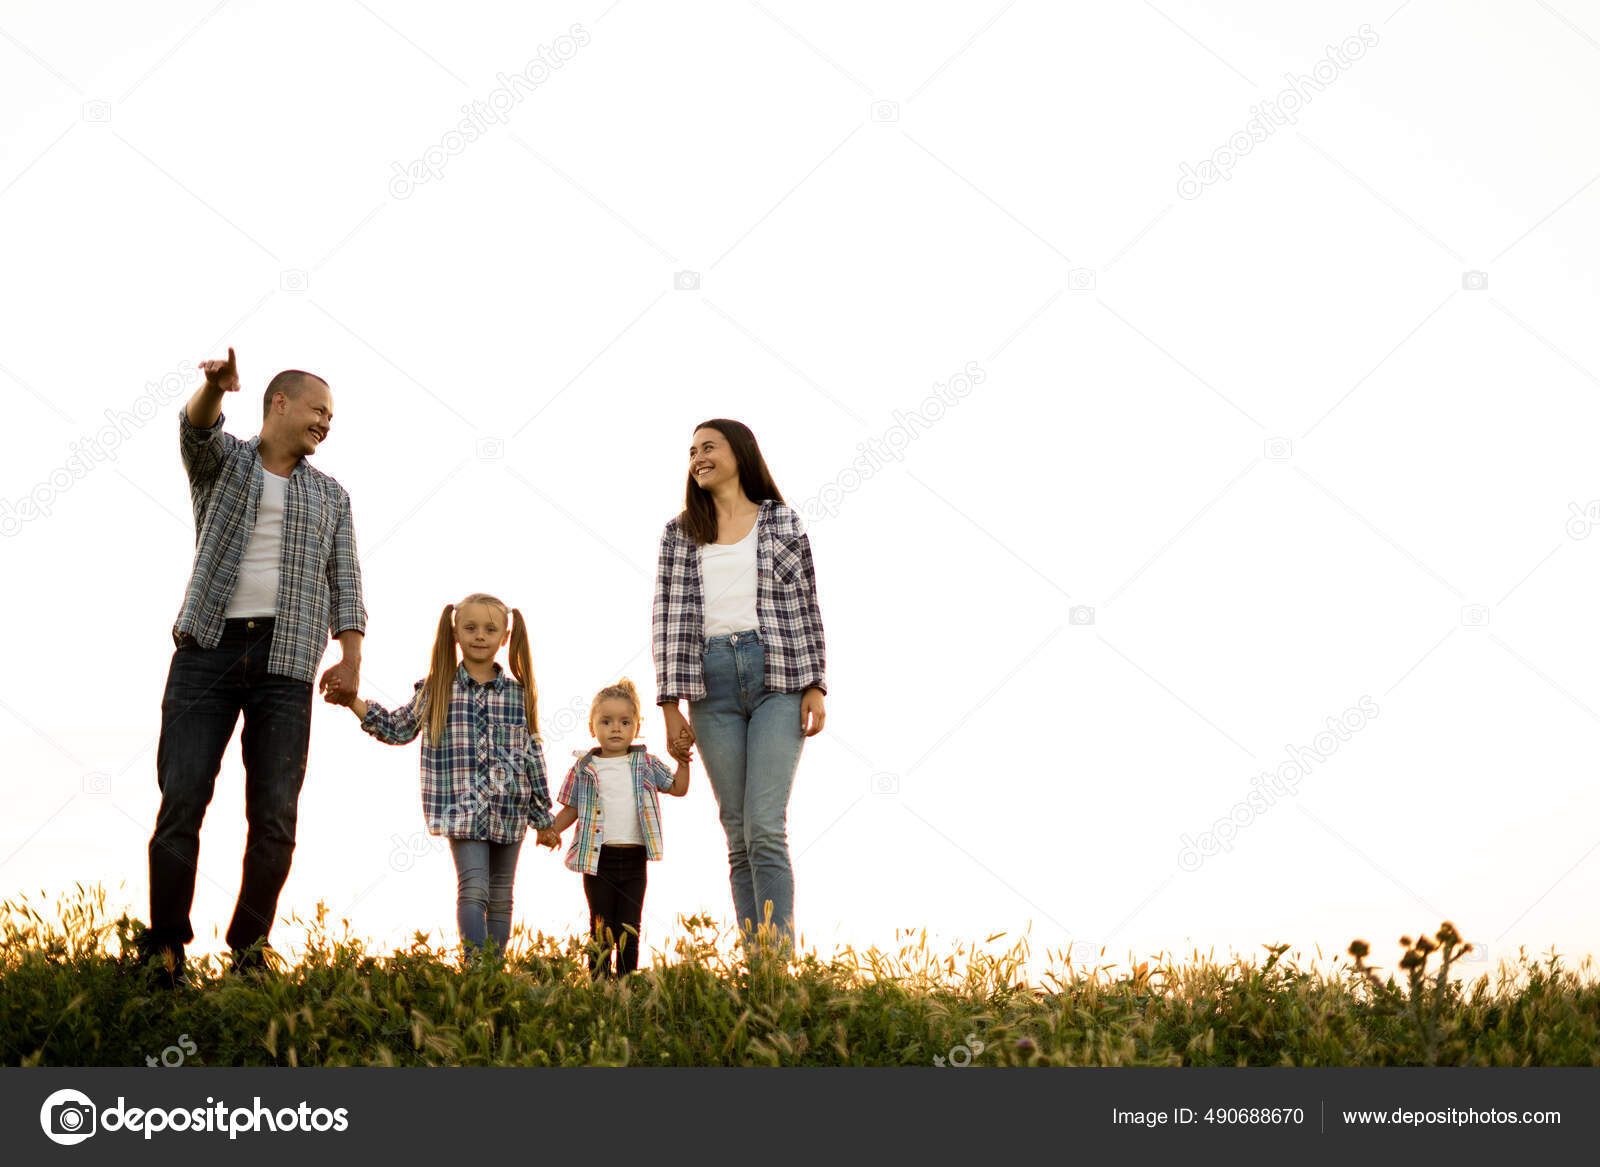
left=421, top=593, right=539, bottom=746
left=589, top=677, right=642, bottom=740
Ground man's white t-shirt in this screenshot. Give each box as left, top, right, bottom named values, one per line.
left=224, top=468, right=288, bottom=618
left=701, top=521, right=759, bottom=637
left=594, top=755, right=644, bottom=845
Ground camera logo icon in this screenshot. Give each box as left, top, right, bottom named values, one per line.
left=870, top=100, right=899, bottom=122
left=81, top=772, right=111, bottom=796
left=40, top=1089, right=97, bottom=1145
left=1069, top=605, right=1095, bottom=626
left=674, top=270, right=701, bottom=291
left=1068, top=268, right=1097, bottom=291
left=1264, top=437, right=1292, bottom=460
left=81, top=100, right=112, bottom=123
left=388, top=831, right=433, bottom=873
left=870, top=771, right=900, bottom=796
left=475, top=436, right=505, bottom=460
left=1460, top=604, right=1491, bottom=627
left=280, top=269, right=309, bottom=293
left=1461, top=270, right=1488, bottom=291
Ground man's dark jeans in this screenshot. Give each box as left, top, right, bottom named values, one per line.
left=146, top=616, right=313, bottom=962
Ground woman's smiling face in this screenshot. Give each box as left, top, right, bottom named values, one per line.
left=689, top=427, right=735, bottom=492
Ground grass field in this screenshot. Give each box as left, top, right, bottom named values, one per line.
left=4, top=884, right=1597, bottom=1067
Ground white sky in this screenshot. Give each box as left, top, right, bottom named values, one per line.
left=3, top=0, right=1599, bottom=984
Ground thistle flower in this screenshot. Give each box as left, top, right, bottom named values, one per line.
left=1348, top=940, right=1369, bottom=959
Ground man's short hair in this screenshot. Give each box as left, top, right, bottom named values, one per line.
left=263, top=370, right=329, bottom=417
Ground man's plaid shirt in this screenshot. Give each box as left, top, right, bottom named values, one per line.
left=556, top=745, right=679, bottom=875
left=171, top=408, right=367, bottom=682
left=652, top=498, right=827, bottom=702
left=360, top=662, right=554, bottom=842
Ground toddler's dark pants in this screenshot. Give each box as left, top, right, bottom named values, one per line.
left=583, top=844, right=648, bottom=977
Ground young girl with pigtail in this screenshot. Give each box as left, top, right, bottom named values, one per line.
left=324, top=593, right=560, bottom=958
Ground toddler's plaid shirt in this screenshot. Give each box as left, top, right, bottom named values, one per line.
left=556, top=745, right=678, bottom=875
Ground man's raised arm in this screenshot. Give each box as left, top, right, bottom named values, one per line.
left=181, top=347, right=242, bottom=485
left=185, top=347, right=238, bottom=428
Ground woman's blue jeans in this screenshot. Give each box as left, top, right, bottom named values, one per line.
left=688, top=629, right=805, bottom=947
left=448, top=837, right=523, bottom=955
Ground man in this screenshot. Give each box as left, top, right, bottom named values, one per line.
left=139, top=347, right=366, bottom=987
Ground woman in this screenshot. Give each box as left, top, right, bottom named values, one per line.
left=652, top=418, right=826, bottom=952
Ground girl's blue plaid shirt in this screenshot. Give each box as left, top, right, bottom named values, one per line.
left=359, top=662, right=553, bottom=843
left=556, top=745, right=679, bottom=875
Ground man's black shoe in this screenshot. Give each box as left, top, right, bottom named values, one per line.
left=228, top=943, right=276, bottom=977
left=137, top=936, right=188, bottom=991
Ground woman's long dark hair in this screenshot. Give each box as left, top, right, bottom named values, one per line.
left=680, top=418, right=785, bottom=545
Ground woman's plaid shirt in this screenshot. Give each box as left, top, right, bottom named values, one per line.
left=652, top=498, right=826, bottom=702
left=556, top=745, right=679, bottom=875
left=359, top=662, right=553, bottom=843
left=171, top=408, right=367, bottom=683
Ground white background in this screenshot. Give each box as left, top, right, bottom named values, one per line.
left=3, top=0, right=1599, bottom=984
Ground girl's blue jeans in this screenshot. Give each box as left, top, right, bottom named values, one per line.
left=688, top=629, right=806, bottom=948
left=448, top=837, right=523, bottom=954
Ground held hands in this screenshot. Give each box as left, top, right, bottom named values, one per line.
left=200, top=347, right=240, bottom=394
left=663, top=705, right=696, bottom=765
left=319, top=660, right=360, bottom=706
left=535, top=827, right=561, bottom=849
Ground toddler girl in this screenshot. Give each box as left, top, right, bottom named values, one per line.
left=548, top=678, right=689, bottom=977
